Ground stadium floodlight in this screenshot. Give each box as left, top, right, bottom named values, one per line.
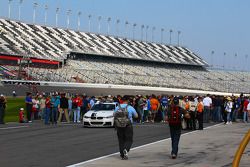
left=107, top=17, right=111, bottom=35
left=77, top=11, right=82, bottom=31
left=223, top=52, right=226, bottom=69
left=33, top=2, right=38, bottom=24
left=88, top=14, right=91, bottom=32
left=177, top=30, right=181, bottom=46
left=116, top=19, right=120, bottom=37
left=169, top=29, right=173, bottom=45
left=141, top=25, right=144, bottom=41
left=161, top=28, right=164, bottom=44
left=8, top=0, right=12, bottom=19
left=125, top=21, right=129, bottom=39
left=44, top=5, right=48, bottom=26
left=211, top=50, right=214, bottom=68
left=245, top=54, right=248, bottom=71
left=98, top=16, right=102, bottom=33
left=66, top=9, right=71, bottom=29
left=145, top=25, right=149, bottom=42
left=234, top=53, right=237, bottom=70
left=18, top=0, right=23, bottom=20
left=152, top=26, right=156, bottom=42
left=132, top=23, right=137, bottom=40
left=56, top=7, right=59, bottom=27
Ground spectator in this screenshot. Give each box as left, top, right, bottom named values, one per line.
left=203, top=94, right=212, bottom=123
left=166, top=96, right=185, bottom=159
left=0, top=94, right=7, bottom=124
left=19, top=108, right=27, bottom=123
left=161, top=95, right=169, bottom=123
left=32, top=96, right=39, bottom=120
left=39, top=95, right=46, bottom=120
left=12, top=90, right=16, bottom=98
left=196, top=97, right=204, bottom=130
left=90, top=96, right=95, bottom=108
left=225, top=97, right=233, bottom=124
left=58, top=93, right=70, bottom=123
left=150, top=94, right=159, bottom=123
left=243, top=97, right=249, bottom=123
left=73, top=94, right=82, bottom=123
left=68, top=97, right=73, bottom=121
left=44, top=95, right=51, bottom=125
left=136, top=95, right=144, bottom=123
left=51, top=93, right=60, bottom=124
left=25, top=92, right=33, bottom=123
left=114, top=95, right=138, bottom=160
left=246, top=97, right=250, bottom=123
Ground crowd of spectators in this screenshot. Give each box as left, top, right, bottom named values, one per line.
left=19, top=92, right=250, bottom=127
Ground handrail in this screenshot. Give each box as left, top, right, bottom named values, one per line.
left=232, top=129, right=250, bottom=167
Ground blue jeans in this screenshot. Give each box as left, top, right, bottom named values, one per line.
left=51, top=108, right=58, bottom=124
left=213, top=106, right=221, bottom=122
left=73, top=107, right=81, bottom=122
left=44, top=108, right=51, bottom=124
left=226, top=112, right=231, bottom=122
left=203, top=107, right=210, bottom=123
left=169, top=125, right=181, bottom=156
left=243, top=112, right=249, bottom=122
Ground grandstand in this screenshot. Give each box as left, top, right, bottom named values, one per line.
left=0, top=18, right=250, bottom=94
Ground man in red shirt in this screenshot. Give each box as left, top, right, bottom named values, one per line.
left=19, top=108, right=27, bottom=123
left=73, top=95, right=82, bottom=123
left=243, top=97, right=249, bottom=123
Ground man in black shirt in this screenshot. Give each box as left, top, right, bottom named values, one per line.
left=58, top=93, right=70, bottom=123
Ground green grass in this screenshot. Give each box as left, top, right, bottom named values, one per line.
left=5, top=97, right=26, bottom=122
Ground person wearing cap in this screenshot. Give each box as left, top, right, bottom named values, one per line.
left=0, top=94, right=7, bottom=124
left=114, top=95, right=138, bottom=160
left=225, top=97, right=233, bottom=125
left=19, top=108, right=27, bottom=123
left=166, top=96, right=185, bottom=159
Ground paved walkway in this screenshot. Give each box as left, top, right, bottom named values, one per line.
left=70, top=123, right=250, bottom=167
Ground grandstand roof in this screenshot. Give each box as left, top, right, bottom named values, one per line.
left=0, top=18, right=208, bottom=66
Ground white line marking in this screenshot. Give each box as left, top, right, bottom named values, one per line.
left=67, top=123, right=223, bottom=167
left=0, top=126, right=29, bottom=130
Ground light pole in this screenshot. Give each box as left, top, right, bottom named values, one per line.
left=125, top=21, right=129, bottom=38
left=161, top=28, right=164, bottom=44
left=211, top=50, right=214, bottom=68
left=18, top=0, right=23, bottom=20
left=66, top=9, right=71, bottom=29
left=146, top=25, right=149, bottom=42
left=132, top=23, right=136, bottom=40
left=245, top=54, right=248, bottom=71
left=77, top=11, right=81, bottom=31
left=169, top=29, right=173, bottom=45
left=177, top=30, right=181, bottom=46
left=141, top=25, right=144, bottom=41
left=88, top=14, right=91, bottom=32
left=234, top=53, right=237, bottom=70
left=8, top=0, right=12, bottom=19
left=152, top=26, right=155, bottom=42
left=44, top=5, right=48, bottom=25
left=223, top=52, right=226, bottom=69
left=116, top=19, right=120, bottom=37
left=33, top=2, right=38, bottom=24
left=56, top=7, right=59, bottom=27
left=98, top=16, right=102, bottom=33
left=107, top=17, right=111, bottom=35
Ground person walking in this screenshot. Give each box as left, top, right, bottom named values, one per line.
left=166, top=96, right=185, bottom=159
left=114, top=95, right=138, bottom=160
left=150, top=94, right=159, bottom=123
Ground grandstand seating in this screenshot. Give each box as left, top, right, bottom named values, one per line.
left=1, top=18, right=250, bottom=93
left=0, top=18, right=207, bottom=66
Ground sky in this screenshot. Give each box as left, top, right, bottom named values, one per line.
left=0, top=0, right=250, bottom=71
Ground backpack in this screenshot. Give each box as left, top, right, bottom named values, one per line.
left=114, top=105, right=131, bottom=128
left=168, top=106, right=181, bottom=125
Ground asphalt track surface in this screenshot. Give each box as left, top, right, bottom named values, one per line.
left=0, top=122, right=215, bottom=167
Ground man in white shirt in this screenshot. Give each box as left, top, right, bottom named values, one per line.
left=203, top=94, right=212, bottom=123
